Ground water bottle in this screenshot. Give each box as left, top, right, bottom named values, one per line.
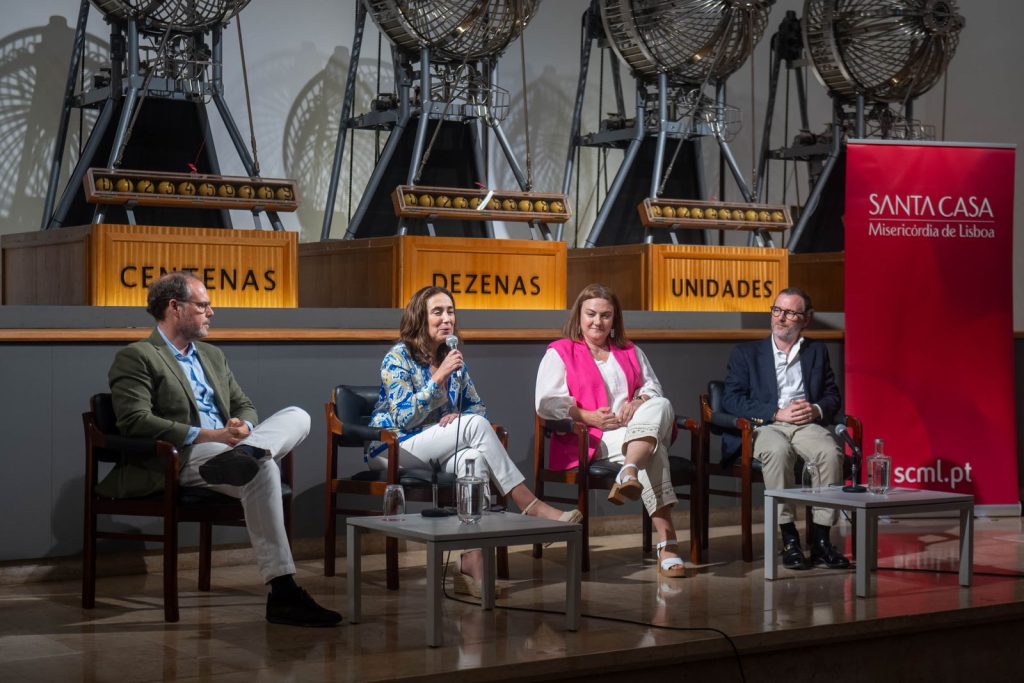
left=867, top=438, right=892, bottom=495
left=457, top=458, right=486, bottom=524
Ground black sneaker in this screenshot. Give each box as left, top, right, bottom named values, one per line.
left=198, top=448, right=260, bottom=486
left=266, top=588, right=342, bottom=627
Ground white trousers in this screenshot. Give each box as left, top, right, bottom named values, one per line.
left=368, top=413, right=526, bottom=496
left=179, top=406, right=311, bottom=583
left=754, top=422, right=842, bottom=526
left=592, top=396, right=678, bottom=516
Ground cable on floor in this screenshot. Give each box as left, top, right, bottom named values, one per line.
left=441, top=550, right=747, bottom=683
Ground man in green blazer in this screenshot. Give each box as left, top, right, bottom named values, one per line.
left=104, top=271, right=340, bottom=627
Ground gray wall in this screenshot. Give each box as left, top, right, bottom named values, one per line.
left=0, top=306, right=835, bottom=562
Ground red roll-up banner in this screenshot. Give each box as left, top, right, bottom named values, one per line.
left=845, top=141, right=1018, bottom=511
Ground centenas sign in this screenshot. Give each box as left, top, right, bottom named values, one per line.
left=91, top=224, right=297, bottom=307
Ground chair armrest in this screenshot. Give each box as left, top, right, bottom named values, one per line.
left=537, top=416, right=577, bottom=436
left=709, top=410, right=748, bottom=432
left=675, top=415, right=699, bottom=432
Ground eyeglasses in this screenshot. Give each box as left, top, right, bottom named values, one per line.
left=177, top=299, right=212, bottom=313
left=770, top=306, right=806, bottom=321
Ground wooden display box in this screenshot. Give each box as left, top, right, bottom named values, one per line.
left=392, top=185, right=571, bottom=224
left=85, top=168, right=300, bottom=213
left=299, top=235, right=566, bottom=310
left=567, top=244, right=788, bottom=312
left=1, top=224, right=297, bottom=307
left=637, top=198, right=792, bottom=233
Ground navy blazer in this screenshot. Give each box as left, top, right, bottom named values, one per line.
left=720, top=336, right=841, bottom=466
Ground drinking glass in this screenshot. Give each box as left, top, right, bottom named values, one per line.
left=801, top=463, right=819, bottom=492
left=382, top=484, right=405, bottom=521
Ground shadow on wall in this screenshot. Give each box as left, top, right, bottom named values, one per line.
left=0, top=16, right=107, bottom=234
left=281, top=44, right=378, bottom=243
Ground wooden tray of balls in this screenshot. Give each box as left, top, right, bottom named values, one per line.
left=637, top=198, right=792, bottom=232
left=84, top=168, right=300, bottom=212
left=391, top=185, right=571, bottom=224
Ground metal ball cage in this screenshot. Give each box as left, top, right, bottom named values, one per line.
left=803, top=0, right=964, bottom=103
left=601, top=0, right=774, bottom=86
left=91, top=0, right=252, bottom=32
left=365, top=0, right=540, bottom=61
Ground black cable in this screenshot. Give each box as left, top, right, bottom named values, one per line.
left=440, top=550, right=746, bottom=683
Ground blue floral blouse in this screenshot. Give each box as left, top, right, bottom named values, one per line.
left=367, top=343, right=486, bottom=461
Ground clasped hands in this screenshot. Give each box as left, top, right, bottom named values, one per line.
left=195, top=417, right=251, bottom=446
left=774, top=399, right=819, bottom=425
left=579, top=399, right=644, bottom=431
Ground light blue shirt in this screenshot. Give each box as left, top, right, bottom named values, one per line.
left=157, top=327, right=224, bottom=445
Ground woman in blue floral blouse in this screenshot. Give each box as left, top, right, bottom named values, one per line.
left=370, top=286, right=580, bottom=596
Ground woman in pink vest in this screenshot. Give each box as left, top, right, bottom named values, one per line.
left=535, top=283, right=685, bottom=578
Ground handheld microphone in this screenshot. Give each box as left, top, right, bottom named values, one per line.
left=835, top=424, right=866, bottom=493
left=445, top=334, right=461, bottom=379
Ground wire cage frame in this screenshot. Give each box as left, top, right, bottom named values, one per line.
left=90, top=0, right=253, bottom=33
left=365, top=0, right=541, bottom=62
left=803, top=0, right=965, bottom=103
left=601, top=0, right=775, bottom=86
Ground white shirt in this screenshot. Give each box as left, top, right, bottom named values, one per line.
left=535, top=345, right=663, bottom=420
left=771, top=334, right=807, bottom=409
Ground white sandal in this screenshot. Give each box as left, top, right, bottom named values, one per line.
left=607, top=463, right=642, bottom=505
left=656, top=540, right=687, bottom=578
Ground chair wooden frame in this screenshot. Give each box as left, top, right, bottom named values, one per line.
left=324, top=385, right=509, bottom=590
left=531, top=413, right=703, bottom=572
left=699, top=382, right=862, bottom=563
left=82, top=393, right=293, bottom=622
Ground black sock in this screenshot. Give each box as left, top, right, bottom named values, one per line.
left=811, top=523, right=831, bottom=545
left=269, top=574, right=299, bottom=597
left=779, top=522, right=800, bottom=545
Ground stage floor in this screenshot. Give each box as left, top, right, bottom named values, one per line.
left=2, top=516, right=1023, bottom=682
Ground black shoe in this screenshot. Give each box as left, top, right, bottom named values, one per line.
left=198, top=448, right=260, bottom=486
left=810, top=537, right=851, bottom=569
left=782, top=539, right=810, bottom=570
left=266, top=588, right=342, bottom=627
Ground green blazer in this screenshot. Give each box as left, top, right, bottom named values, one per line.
left=98, top=329, right=259, bottom=498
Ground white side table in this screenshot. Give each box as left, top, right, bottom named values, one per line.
left=347, top=513, right=582, bottom=647
left=764, top=487, right=974, bottom=597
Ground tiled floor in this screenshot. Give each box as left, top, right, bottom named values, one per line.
left=2, top=516, right=1023, bottom=681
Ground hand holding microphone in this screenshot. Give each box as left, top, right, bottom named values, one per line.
left=444, top=334, right=463, bottom=380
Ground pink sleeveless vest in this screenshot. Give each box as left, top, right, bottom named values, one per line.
left=546, top=338, right=643, bottom=471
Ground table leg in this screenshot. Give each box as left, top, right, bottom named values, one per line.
left=426, top=542, right=443, bottom=647
left=566, top=530, right=581, bottom=631
left=959, top=505, right=974, bottom=587
left=347, top=525, right=361, bottom=623
left=855, top=508, right=870, bottom=598
left=764, top=493, right=777, bottom=581
left=481, top=544, right=495, bottom=611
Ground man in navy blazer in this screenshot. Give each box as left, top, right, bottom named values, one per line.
left=723, top=287, right=850, bottom=570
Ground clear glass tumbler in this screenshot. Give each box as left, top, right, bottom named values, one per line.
left=801, top=463, right=819, bottom=492
left=382, top=484, right=405, bottom=521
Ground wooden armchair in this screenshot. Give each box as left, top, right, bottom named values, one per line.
left=324, top=385, right=509, bottom=589
left=699, top=380, right=862, bottom=562
left=531, top=413, right=703, bottom=572
left=82, top=393, right=292, bottom=622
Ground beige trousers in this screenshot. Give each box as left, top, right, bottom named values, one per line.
left=594, top=396, right=677, bottom=516
left=754, top=422, right=842, bottom=526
